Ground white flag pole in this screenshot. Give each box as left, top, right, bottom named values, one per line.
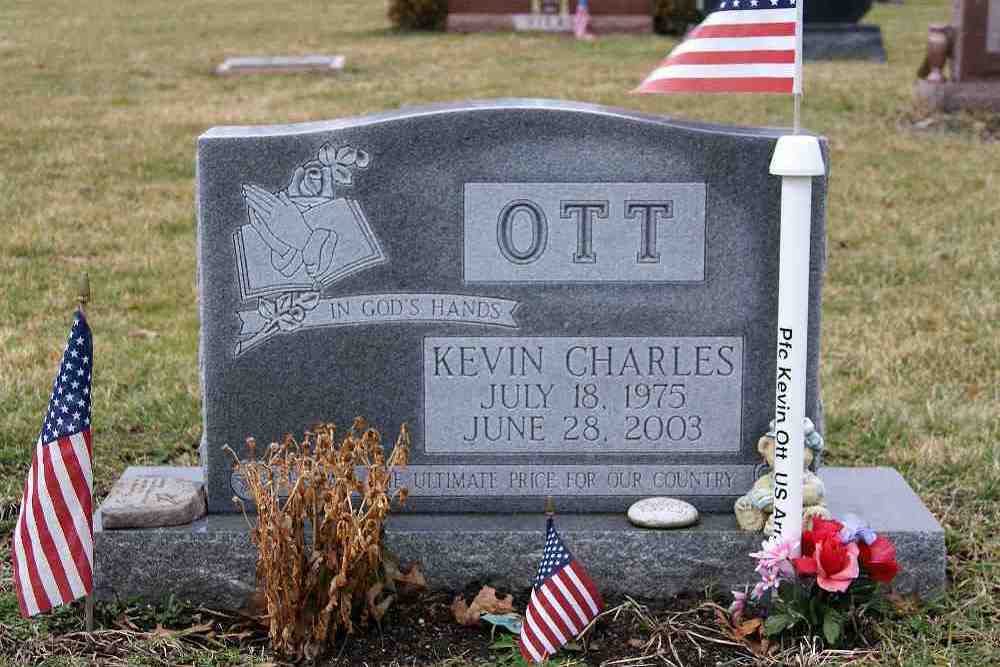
left=793, top=0, right=804, bottom=134
left=769, top=0, right=822, bottom=556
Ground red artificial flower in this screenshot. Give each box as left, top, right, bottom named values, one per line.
left=859, top=535, right=900, bottom=583
left=800, top=517, right=844, bottom=558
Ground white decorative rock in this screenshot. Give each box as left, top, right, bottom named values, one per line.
left=627, top=497, right=699, bottom=529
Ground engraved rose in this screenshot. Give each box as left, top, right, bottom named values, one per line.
left=285, top=143, right=371, bottom=202
left=287, top=159, right=335, bottom=199
left=257, top=292, right=320, bottom=333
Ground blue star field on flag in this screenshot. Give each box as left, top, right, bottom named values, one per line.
left=40, top=311, right=92, bottom=443
left=714, top=0, right=797, bottom=10
left=533, top=519, right=574, bottom=588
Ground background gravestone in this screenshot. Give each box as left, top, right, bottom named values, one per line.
left=953, top=0, right=1000, bottom=81
left=800, top=0, right=887, bottom=62
left=804, top=0, right=874, bottom=23
left=915, top=0, right=1000, bottom=111
left=196, top=100, right=828, bottom=515
left=446, top=0, right=653, bottom=33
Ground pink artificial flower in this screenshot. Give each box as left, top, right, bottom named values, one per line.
left=728, top=589, right=747, bottom=622
left=750, top=569, right=781, bottom=600
left=794, top=538, right=860, bottom=593
left=750, top=536, right=798, bottom=580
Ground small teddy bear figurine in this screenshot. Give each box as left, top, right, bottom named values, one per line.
left=734, top=418, right=831, bottom=535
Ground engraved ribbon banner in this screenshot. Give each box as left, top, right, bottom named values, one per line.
left=235, top=292, right=520, bottom=356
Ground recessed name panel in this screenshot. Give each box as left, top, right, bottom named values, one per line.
left=463, top=183, right=706, bottom=283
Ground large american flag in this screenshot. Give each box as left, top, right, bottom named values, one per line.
left=635, top=0, right=802, bottom=94
left=12, top=311, right=94, bottom=617
left=519, top=518, right=603, bottom=663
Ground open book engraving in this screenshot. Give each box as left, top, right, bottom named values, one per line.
left=232, top=144, right=387, bottom=355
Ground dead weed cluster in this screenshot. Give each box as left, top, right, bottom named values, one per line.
left=229, top=418, right=413, bottom=661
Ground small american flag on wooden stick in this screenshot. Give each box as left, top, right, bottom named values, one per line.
left=519, top=515, right=603, bottom=663
left=635, top=0, right=803, bottom=94
left=12, top=310, right=94, bottom=617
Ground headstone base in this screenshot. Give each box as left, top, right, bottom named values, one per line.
left=804, top=24, right=887, bottom=61
left=94, top=466, right=944, bottom=610
left=915, top=78, right=1000, bottom=113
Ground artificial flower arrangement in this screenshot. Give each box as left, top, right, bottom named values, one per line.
left=729, top=515, right=901, bottom=646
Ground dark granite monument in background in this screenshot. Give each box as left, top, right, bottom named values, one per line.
left=802, top=0, right=887, bottom=62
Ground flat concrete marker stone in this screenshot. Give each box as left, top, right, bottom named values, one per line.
left=215, top=55, right=345, bottom=76
left=101, top=475, right=207, bottom=529
left=627, top=497, right=699, bottom=528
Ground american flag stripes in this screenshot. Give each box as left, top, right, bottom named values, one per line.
left=635, top=0, right=803, bottom=95
left=12, top=311, right=94, bottom=617
left=519, top=518, right=603, bottom=663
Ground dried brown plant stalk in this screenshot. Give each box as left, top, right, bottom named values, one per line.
left=226, top=418, right=410, bottom=661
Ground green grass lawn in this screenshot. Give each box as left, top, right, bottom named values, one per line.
left=1, top=0, right=997, bottom=663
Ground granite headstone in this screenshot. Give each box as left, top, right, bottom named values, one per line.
left=801, top=0, right=887, bottom=62
left=953, top=0, right=1000, bottom=81
left=804, top=0, right=874, bottom=23
left=916, top=0, right=1000, bottom=111
left=446, top=0, right=652, bottom=34
left=196, top=100, right=828, bottom=514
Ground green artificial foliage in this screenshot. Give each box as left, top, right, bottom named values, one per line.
left=653, top=0, right=704, bottom=35
left=388, top=0, right=449, bottom=31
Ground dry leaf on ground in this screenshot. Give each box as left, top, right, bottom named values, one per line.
left=385, top=559, right=427, bottom=595
left=451, top=586, right=514, bottom=626
left=366, top=582, right=395, bottom=623
left=713, top=606, right=771, bottom=657
left=394, top=564, right=427, bottom=593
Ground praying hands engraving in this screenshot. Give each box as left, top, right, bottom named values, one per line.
left=239, top=143, right=372, bottom=283
left=243, top=184, right=337, bottom=279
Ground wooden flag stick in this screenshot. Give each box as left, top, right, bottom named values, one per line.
left=77, top=273, right=90, bottom=316
left=78, top=274, right=95, bottom=632
left=544, top=495, right=555, bottom=518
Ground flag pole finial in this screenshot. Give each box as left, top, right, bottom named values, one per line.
left=77, top=273, right=91, bottom=312
left=544, top=496, right=555, bottom=517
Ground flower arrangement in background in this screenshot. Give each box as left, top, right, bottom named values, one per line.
left=730, top=515, right=900, bottom=646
